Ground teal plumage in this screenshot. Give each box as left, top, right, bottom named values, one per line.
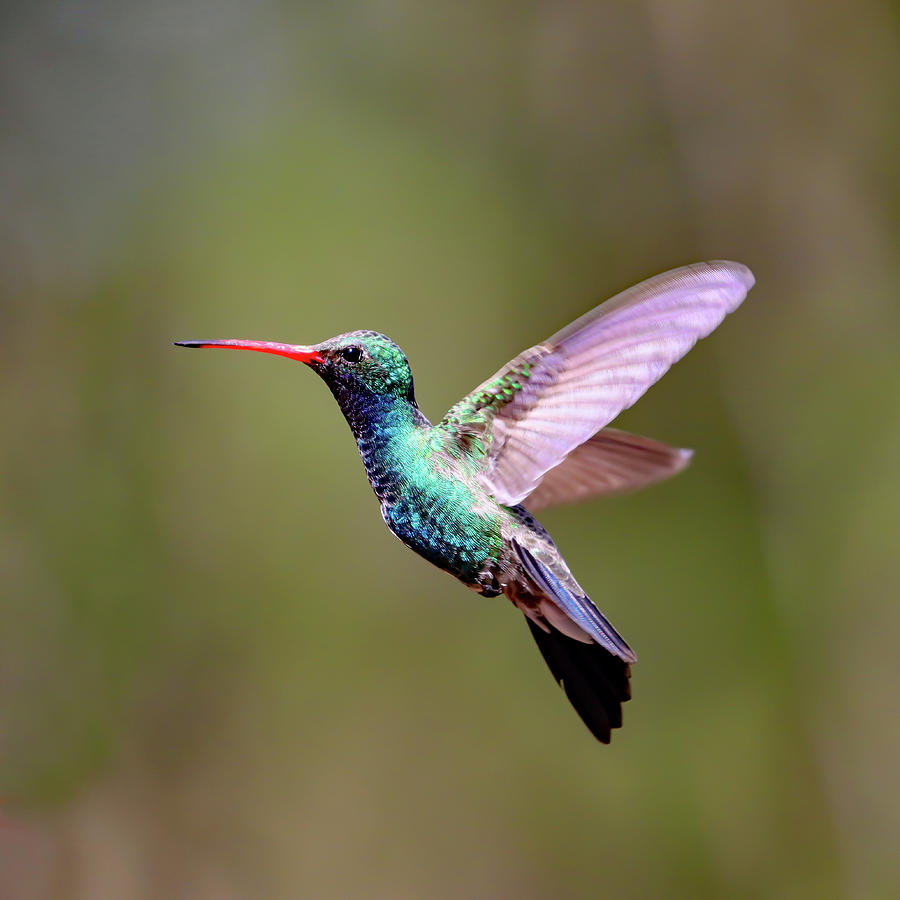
left=176, top=261, right=755, bottom=742
left=316, top=333, right=505, bottom=584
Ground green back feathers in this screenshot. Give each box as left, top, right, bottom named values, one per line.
left=437, top=347, right=549, bottom=459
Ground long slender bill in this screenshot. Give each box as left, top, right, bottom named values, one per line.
left=174, top=340, right=324, bottom=365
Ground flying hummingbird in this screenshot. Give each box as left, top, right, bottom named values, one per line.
left=176, top=260, right=754, bottom=743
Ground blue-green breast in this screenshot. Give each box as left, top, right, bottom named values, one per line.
left=382, top=473, right=504, bottom=582
left=325, top=371, right=505, bottom=583
left=356, top=410, right=503, bottom=581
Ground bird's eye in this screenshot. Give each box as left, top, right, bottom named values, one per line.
left=340, top=346, right=362, bottom=363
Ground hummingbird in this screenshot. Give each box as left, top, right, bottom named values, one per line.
left=176, top=260, right=754, bottom=743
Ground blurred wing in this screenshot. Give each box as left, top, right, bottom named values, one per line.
left=441, top=260, right=754, bottom=506
left=524, top=428, right=692, bottom=511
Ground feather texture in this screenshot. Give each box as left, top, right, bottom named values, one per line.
left=442, top=261, right=754, bottom=506
left=514, top=542, right=636, bottom=662
left=524, top=427, right=692, bottom=511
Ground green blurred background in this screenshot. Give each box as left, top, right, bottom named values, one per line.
left=2, top=2, right=899, bottom=898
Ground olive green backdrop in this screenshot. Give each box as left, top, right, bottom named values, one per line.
left=2, top=2, right=898, bottom=898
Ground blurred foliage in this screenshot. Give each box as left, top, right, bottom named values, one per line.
left=1, top=1, right=899, bottom=898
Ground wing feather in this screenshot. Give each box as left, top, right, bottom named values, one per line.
left=441, top=261, right=753, bottom=506
left=525, top=428, right=692, bottom=511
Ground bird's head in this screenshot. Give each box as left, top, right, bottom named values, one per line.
left=314, top=331, right=416, bottom=405
left=175, top=330, right=417, bottom=409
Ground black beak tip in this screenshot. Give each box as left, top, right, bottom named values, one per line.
left=174, top=341, right=201, bottom=348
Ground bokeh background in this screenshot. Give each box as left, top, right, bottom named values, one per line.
left=2, top=2, right=899, bottom=898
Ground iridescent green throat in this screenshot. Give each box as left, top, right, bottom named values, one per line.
left=324, top=386, right=504, bottom=583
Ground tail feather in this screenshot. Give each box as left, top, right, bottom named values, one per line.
left=515, top=542, right=636, bottom=663
left=526, top=617, right=632, bottom=743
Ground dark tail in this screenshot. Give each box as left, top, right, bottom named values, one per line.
left=525, top=618, right=632, bottom=744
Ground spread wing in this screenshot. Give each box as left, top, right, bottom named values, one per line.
left=524, top=428, right=692, bottom=511
left=440, top=260, right=754, bottom=506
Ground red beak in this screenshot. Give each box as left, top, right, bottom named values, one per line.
left=174, top=339, right=325, bottom=366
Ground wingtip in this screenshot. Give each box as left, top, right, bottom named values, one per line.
left=705, top=259, right=756, bottom=290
